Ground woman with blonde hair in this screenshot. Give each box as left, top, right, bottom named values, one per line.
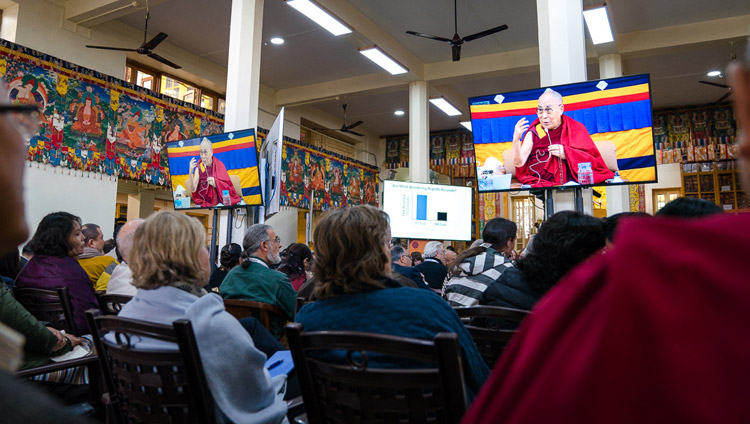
left=115, top=211, right=287, bottom=424
left=295, top=205, right=489, bottom=399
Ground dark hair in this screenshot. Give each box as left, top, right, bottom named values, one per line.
left=449, top=218, right=517, bottom=276
left=219, top=243, right=243, bottom=270
left=656, top=197, right=724, bottom=218
left=390, top=245, right=407, bottom=263
left=410, top=251, right=423, bottom=265
left=21, top=243, right=33, bottom=255
left=277, top=243, right=312, bottom=279
left=0, top=250, right=20, bottom=280
left=312, top=205, right=389, bottom=300
left=603, top=212, right=650, bottom=242
left=81, top=223, right=101, bottom=245
left=517, top=211, right=604, bottom=296
left=28, top=212, right=82, bottom=257
left=446, top=246, right=456, bottom=252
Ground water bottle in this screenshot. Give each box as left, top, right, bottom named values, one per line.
left=577, top=162, right=593, bottom=185
left=222, top=189, right=231, bottom=206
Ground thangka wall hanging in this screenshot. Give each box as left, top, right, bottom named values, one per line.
left=385, top=128, right=475, bottom=169
left=279, top=139, right=379, bottom=211
left=653, top=104, right=737, bottom=165
left=1, top=39, right=223, bottom=185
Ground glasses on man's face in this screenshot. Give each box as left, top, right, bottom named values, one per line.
left=537, top=105, right=561, bottom=116
left=274, top=236, right=281, bottom=244
left=0, top=104, right=41, bottom=142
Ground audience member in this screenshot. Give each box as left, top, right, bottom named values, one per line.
left=603, top=212, right=649, bottom=248
left=410, top=251, right=423, bottom=266
left=116, top=211, right=287, bottom=423
left=0, top=250, right=21, bottom=288
left=206, top=242, right=242, bottom=291
left=461, top=61, right=750, bottom=423
left=480, top=211, right=604, bottom=314
left=390, top=245, right=429, bottom=289
left=656, top=196, right=724, bottom=218
left=444, top=218, right=517, bottom=307
left=416, top=241, right=448, bottom=290
left=220, top=224, right=296, bottom=340
left=295, top=205, right=490, bottom=399
left=19, top=243, right=33, bottom=267
left=105, top=219, right=144, bottom=296
left=15, top=212, right=101, bottom=335
left=76, top=223, right=117, bottom=290
left=96, top=224, right=125, bottom=290
left=444, top=247, right=458, bottom=267
left=277, top=243, right=313, bottom=291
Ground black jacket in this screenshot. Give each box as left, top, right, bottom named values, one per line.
left=416, top=259, right=448, bottom=290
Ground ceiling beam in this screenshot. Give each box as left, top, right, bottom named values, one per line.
left=64, top=0, right=169, bottom=28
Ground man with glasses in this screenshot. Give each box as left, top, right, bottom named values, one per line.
left=511, top=88, right=613, bottom=187
left=219, top=224, right=295, bottom=340
left=390, top=245, right=429, bottom=290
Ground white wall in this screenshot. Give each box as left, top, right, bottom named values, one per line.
left=23, top=164, right=118, bottom=240
left=266, top=207, right=299, bottom=250
left=644, top=163, right=682, bottom=214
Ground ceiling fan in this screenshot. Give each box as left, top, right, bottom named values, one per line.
left=85, top=0, right=181, bottom=69
left=405, top=0, right=508, bottom=62
left=320, top=104, right=365, bottom=137
left=698, top=42, right=736, bottom=103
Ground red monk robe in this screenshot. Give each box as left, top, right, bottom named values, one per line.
left=516, top=115, right=613, bottom=187
left=462, top=213, right=750, bottom=423
left=192, top=156, right=241, bottom=207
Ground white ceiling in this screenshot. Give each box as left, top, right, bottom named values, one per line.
left=116, top=0, right=750, bottom=138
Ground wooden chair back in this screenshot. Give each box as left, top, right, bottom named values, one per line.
left=453, top=305, right=530, bottom=367
left=223, top=299, right=284, bottom=330
left=96, top=293, right=133, bottom=316
left=86, top=310, right=215, bottom=424
left=13, top=286, right=78, bottom=335
left=285, top=322, right=467, bottom=424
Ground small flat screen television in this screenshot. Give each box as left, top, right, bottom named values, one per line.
left=469, top=74, right=657, bottom=193
left=382, top=180, right=473, bottom=241
left=166, top=128, right=262, bottom=210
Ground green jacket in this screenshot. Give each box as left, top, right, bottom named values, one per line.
left=0, top=285, right=72, bottom=369
left=219, top=257, right=296, bottom=340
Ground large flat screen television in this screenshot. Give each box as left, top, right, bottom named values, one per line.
left=382, top=180, right=473, bottom=241
left=469, top=74, right=656, bottom=193
left=166, top=128, right=262, bottom=210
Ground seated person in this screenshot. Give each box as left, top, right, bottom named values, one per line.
left=416, top=241, right=449, bottom=290
left=512, top=88, right=614, bottom=187
left=444, top=218, right=517, bottom=307
left=188, top=138, right=240, bottom=207
left=219, top=224, right=296, bottom=340
left=15, top=212, right=101, bottom=336
left=480, top=211, right=605, bottom=319
left=206, top=243, right=242, bottom=291
left=390, top=245, right=430, bottom=290
left=76, top=223, right=117, bottom=290
left=277, top=243, right=313, bottom=292
left=116, top=211, right=287, bottom=423
left=295, top=205, right=490, bottom=400
left=655, top=196, right=724, bottom=218
left=105, top=219, right=144, bottom=296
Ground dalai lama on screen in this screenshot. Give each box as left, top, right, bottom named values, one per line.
left=511, top=88, right=614, bottom=187
left=188, top=138, right=241, bottom=207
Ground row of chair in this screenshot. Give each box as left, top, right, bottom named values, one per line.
left=12, top=286, right=530, bottom=423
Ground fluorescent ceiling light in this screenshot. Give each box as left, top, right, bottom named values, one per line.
left=460, top=121, right=472, bottom=131
left=286, top=0, right=352, bottom=36
left=583, top=5, right=614, bottom=45
left=429, top=97, right=462, bottom=116
left=394, top=110, right=405, bottom=116
left=707, top=70, right=722, bottom=77
left=359, top=46, right=408, bottom=75
left=270, top=37, right=285, bottom=45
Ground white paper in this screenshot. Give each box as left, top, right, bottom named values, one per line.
left=50, top=344, right=91, bottom=362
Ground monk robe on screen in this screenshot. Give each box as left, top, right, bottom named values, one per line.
left=512, top=88, right=613, bottom=187
left=188, top=138, right=241, bottom=207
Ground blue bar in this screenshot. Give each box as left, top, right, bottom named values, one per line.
left=416, top=195, right=427, bottom=220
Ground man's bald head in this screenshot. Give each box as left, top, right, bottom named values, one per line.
left=199, top=138, right=213, bottom=167
left=537, top=88, right=565, bottom=130
left=117, top=219, right=144, bottom=262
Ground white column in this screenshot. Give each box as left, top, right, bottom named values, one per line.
left=537, top=0, right=592, bottom=214
left=220, top=0, right=264, bottom=245
left=409, top=81, right=430, bottom=183
left=600, top=54, right=630, bottom=216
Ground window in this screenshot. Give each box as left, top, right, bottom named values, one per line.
left=512, top=196, right=536, bottom=252
left=124, top=62, right=225, bottom=113
left=653, top=188, right=680, bottom=213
